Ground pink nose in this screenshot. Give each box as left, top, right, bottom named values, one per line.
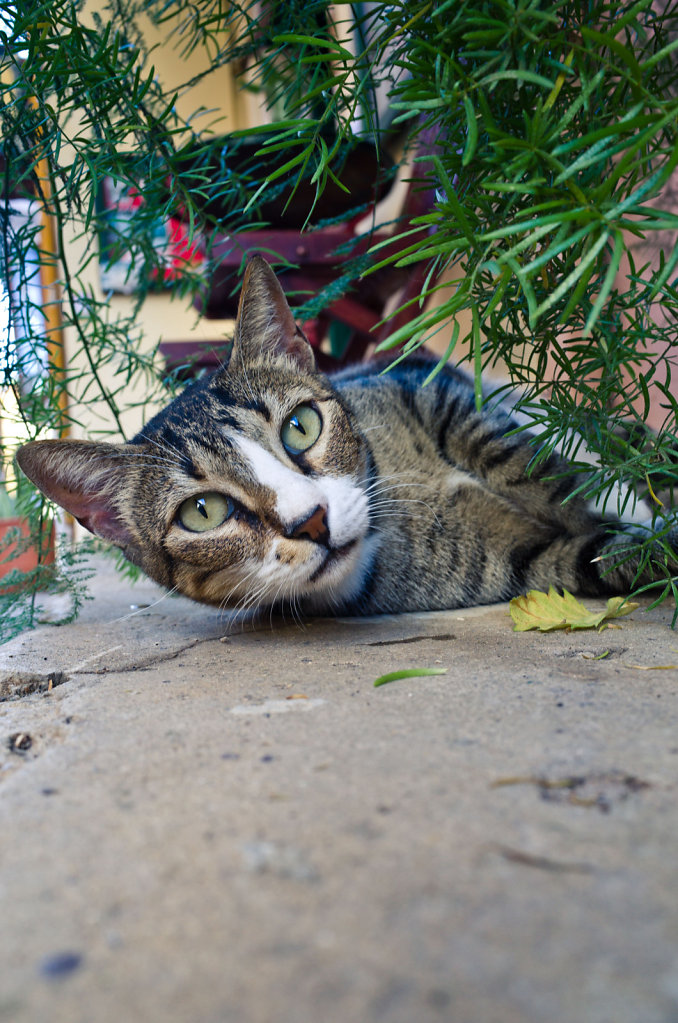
left=290, top=505, right=329, bottom=544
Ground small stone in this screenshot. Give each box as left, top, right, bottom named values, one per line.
left=8, top=732, right=32, bottom=753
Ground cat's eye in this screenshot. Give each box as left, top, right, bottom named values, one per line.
left=177, top=492, right=233, bottom=533
left=281, top=404, right=322, bottom=456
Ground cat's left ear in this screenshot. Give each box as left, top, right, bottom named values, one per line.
left=232, top=255, right=316, bottom=372
left=15, top=438, right=142, bottom=561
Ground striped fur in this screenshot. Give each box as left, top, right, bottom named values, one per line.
left=16, top=257, right=676, bottom=616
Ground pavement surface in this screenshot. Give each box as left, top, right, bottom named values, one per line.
left=1, top=557, right=677, bottom=1023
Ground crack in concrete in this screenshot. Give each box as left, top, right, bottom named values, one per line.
left=1, top=637, right=213, bottom=700
left=366, top=633, right=456, bottom=647
left=72, top=638, right=204, bottom=675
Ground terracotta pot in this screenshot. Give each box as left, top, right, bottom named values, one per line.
left=0, top=518, right=55, bottom=593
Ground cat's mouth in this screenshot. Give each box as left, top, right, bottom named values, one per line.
left=309, top=539, right=358, bottom=583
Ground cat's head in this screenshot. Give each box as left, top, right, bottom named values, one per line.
left=17, top=257, right=375, bottom=613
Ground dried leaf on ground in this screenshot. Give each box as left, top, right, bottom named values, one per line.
left=509, top=587, right=638, bottom=633
left=622, top=663, right=678, bottom=671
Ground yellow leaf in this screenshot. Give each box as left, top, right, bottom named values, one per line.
left=509, top=587, right=638, bottom=633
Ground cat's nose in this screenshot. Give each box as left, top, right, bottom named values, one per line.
left=288, top=505, right=330, bottom=545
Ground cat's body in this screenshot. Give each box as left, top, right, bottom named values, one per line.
left=17, top=257, right=673, bottom=616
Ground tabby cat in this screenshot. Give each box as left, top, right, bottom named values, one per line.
left=16, top=256, right=673, bottom=616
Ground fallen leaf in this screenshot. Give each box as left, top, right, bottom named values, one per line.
left=373, top=667, right=447, bottom=688
left=493, top=844, right=593, bottom=874
left=509, top=587, right=638, bottom=633
left=622, top=663, right=678, bottom=671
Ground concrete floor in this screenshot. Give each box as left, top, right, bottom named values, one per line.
left=1, top=558, right=677, bottom=1023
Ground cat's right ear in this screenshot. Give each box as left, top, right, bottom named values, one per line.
left=232, top=255, right=316, bottom=372
left=16, top=439, right=141, bottom=557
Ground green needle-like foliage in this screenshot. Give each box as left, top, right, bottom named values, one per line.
left=1, top=0, right=678, bottom=640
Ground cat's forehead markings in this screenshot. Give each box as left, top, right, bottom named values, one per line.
left=209, top=386, right=273, bottom=422
left=158, top=431, right=227, bottom=478
left=172, top=436, right=259, bottom=505
left=148, top=428, right=249, bottom=500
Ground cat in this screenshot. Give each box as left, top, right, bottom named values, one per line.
left=16, top=256, right=675, bottom=617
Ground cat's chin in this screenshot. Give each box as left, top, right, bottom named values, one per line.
left=309, top=539, right=358, bottom=583
left=299, top=531, right=379, bottom=613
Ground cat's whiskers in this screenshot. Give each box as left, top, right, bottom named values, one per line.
left=211, top=349, right=230, bottom=373
left=270, top=571, right=304, bottom=624
left=98, top=451, right=179, bottom=471
left=214, top=579, right=248, bottom=618
left=362, top=471, right=441, bottom=527
left=91, top=439, right=186, bottom=477
left=367, top=495, right=441, bottom=527
left=220, top=584, right=262, bottom=633
left=363, top=469, right=433, bottom=486
left=291, top=572, right=312, bottom=627
left=221, top=598, right=257, bottom=634
left=218, top=561, right=264, bottom=614
left=219, top=552, right=302, bottom=625
left=364, top=486, right=436, bottom=508
left=288, top=591, right=304, bottom=629
left=268, top=579, right=296, bottom=630
left=364, top=470, right=431, bottom=484
left=137, top=431, right=188, bottom=466
left=269, top=568, right=292, bottom=622
left=368, top=494, right=438, bottom=512
left=239, top=359, right=263, bottom=412
left=362, top=474, right=435, bottom=497
left=215, top=543, right=319, bottom=628
left=109, top=585, right=180, bottom=625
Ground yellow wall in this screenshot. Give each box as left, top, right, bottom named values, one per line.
left=63, top=2, right=250, bottom=441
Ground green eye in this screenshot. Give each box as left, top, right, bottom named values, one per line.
left=281, top=404, right=322, bottom=456
left=177, top=492, right=233, bottom=533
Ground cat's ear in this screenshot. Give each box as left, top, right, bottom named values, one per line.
left=232, top=255, right=316, bottom=371
left=16, top=439, right=140, bottom=554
